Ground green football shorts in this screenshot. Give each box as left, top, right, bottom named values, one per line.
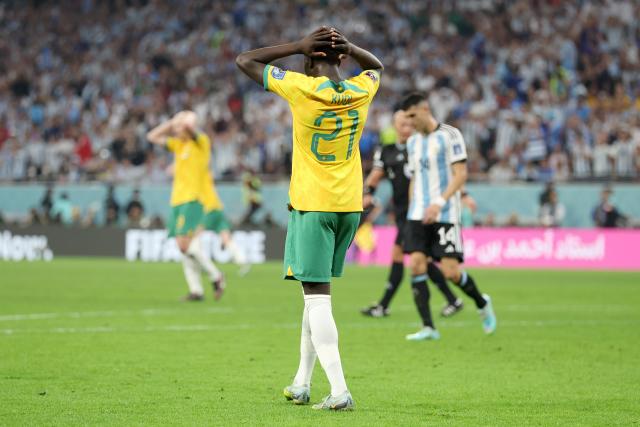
left=283, top=209, right=360, bottom=283
left=168, top=201, right=203, bottom=237
left=201, top=209, right=231, bottom=233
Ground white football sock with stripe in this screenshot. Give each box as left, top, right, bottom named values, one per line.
left=292, top=298, right=316, bottom=387
left=181, top=255, right=203, bottom=296
left=306, top=294, right=348, bottom=396
left=187, top=236, right=221, bottom=282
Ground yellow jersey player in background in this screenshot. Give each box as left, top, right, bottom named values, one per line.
left=199, top=169, right=250, bottom=276
left=147, top=111, right=225, bottom=301
left=237, top=26, right=383, bottom=411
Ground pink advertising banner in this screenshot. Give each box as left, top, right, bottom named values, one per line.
left=349, top=227, right=640, bottom=271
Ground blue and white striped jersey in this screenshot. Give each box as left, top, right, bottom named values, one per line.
left=407, top=123, right=467, bottom=224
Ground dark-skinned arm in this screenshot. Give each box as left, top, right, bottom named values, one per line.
left=330, top=31, right=384, bottom=72
left=236, top=27, right=334, bottom=85
left=346, top=44, right=384, bottom=72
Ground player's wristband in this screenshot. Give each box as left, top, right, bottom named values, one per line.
left=433, top=196, right=446, bottom=208
left=364, top=185, right=376, bottom=195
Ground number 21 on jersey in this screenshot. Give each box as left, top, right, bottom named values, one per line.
left=438, top=226, right=457, bottom=245
left=311, top=110, right=360, bottom=162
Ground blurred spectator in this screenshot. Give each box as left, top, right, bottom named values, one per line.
left=537, top=159, right=555, bottom=183
left=0, top=1, right=638, bottom=183
left=488, top=157, right=514, bottom=183
left=483, top=213, right=496, bottom=227
left=506, top=213, right=520, bottom=227
left=81, top=207, right=98, bottom=228
left=26, top=208, right=44, bottom=225
left=50, top=193, right=74, bottom=225
left=125, top=189, right=145, bottom=228
left=240, top=170, right=263, bottom=225
left=539, top=182, right=555, bottom=207
left=0, top=139, right=28, bottom=181
left=612, top=127, right=637, bottom=179
left=0, top=120, right=10, bottom=150
left=460, top=191, right=477, bottom=227
left=539, top=190, right=565, bottom=227
left=569, top=136, right=592, bottom=179
left=592, top=131, right=614, bottom=178
left=548, top=145, right=570, bottom=182
left=150, top=215, right=165, bottom=229
left=592, top=186, right=627, bottom=228
left=104, top=185, right=120, bottom=226
left=40, top=185, right=54, bottom=222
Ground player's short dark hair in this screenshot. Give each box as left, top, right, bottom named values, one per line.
left=312, top=48, right=341, bottom=65
left=400, top=92, right=427, bottom=110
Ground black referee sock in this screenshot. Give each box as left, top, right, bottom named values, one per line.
left=379, top=262, right=404, bottom=309
left=427, top=262, right=457, bottom=306
left=411, top=274, right=434, bottom=328
left=455, top=271, right=487, bottom=309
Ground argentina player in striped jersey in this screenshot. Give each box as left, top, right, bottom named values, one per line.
left=400, top=93, right=496, bottom=341
left=360, top=108, right=463, bottom=319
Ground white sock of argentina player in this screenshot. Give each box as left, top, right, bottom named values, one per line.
left=187, top=235, right=222, bottom=282
left=305, top=294, right=348, bottom=396
left=181, top=255, right=204, bottom=296
left=292, top=297, right=317, bottom=387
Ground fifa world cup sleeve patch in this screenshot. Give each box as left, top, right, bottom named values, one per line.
left=271, top=67, right=286, bottom=80
left=453, top=144, right=463, bottom=155
left=364, top=70, right=379, bottom=82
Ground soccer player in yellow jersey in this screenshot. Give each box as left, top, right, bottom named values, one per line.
left=147, top=111, right=225, bottom=301
left=199, top=170, right=250, bottom=276
left=237, top=27, right=383, bottom=411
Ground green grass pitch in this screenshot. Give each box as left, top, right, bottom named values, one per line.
left=1, top=259, right=639, bottom=426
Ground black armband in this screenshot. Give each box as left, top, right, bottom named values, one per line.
left=364, top=185, right=376, bottom=195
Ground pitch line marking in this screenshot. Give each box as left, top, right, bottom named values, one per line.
left=0, top=307, right=234, bottom=322
left=2, top=319, right=640, bottom=336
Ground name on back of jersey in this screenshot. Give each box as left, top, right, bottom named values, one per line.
left=331, top=94, right=352, bottom=106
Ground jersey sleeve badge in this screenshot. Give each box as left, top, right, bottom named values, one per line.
left=271, top=67, right=286, bottom=80
left=364, top=70, right=378, bottom=82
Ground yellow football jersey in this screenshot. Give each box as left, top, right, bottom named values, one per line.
left=200, top=170, right=224, bottom=211
left=264, top=65, right=381, bottom=212
left=166, top=133, right=210, bottom=206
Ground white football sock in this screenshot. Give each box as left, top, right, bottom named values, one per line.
left=292, top=299, right=316, bottom=387
left=225, top=239, right=247, bottom=265
left=181, top=255, right=203, bottom=295
left=306, top=294, right=348, bottom=396
left=187, top=236, right=221, bottom=282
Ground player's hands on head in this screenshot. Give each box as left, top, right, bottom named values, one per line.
left=328, top=28, right=352, bottom=56
left=298, top=26, right=334, bottom=58
left=180, top=111, right=198, bottom=131
left=172, top=111, right=198, bottom=135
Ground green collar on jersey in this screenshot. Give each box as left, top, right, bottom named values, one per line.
left=315, top=79, right=368, bottom=94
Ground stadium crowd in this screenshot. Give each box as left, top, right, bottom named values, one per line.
left=0, top=0, right=639, bottom=184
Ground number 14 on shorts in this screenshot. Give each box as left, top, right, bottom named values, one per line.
left=437, top=224, right=462, bottom=253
